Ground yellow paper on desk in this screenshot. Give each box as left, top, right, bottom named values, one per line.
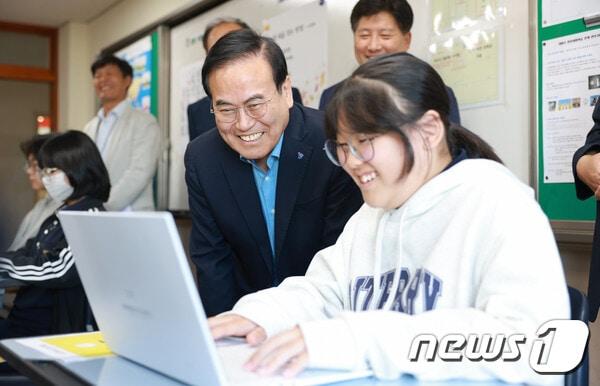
left=41, top=332, right=112, bottom=357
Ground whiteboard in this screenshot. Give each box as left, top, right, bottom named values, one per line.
left=168, top=0, right=531, bottom=210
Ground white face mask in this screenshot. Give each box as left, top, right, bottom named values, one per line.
left=42, top=170, right=74, bottom=203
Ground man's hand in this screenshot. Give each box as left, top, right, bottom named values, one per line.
left=208, top=314, right=267, bottom=345
left=244, top=326, right=308, bottom=378
left=576, top=152, right=600, bottom=199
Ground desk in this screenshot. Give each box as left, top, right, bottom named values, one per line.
left=0, top=338, right=182, bottom=386
left=0, top=336, right=511, bottom=386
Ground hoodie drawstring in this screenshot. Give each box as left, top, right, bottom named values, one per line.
left=370, top=207, right=408, bottom=311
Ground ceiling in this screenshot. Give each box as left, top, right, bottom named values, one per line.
left=0, top=0, right=122, bottom=28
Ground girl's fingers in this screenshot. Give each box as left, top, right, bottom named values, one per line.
left=246, top=326, right=267, bottom=345
left=209, top=315, right=258, bottom=339
left=282, top=352, right=309, bottom=378
left=245, top=327, right=307, bottom=376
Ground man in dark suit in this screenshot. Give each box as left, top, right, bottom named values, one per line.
left=319, top=0, right=461, bottom=125
left=573, top=101, right=600, bottom=321
left=187, top=17, right=303, bottom=141
left=185, top=30, right=362, bottom=316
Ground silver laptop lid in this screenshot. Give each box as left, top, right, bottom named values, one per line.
left=58, top=211, right=226, bottom=386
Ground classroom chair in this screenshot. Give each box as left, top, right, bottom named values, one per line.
left=565, top=286, right=589, bottom=386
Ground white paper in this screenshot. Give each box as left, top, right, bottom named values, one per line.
left=262, top=1, right=328, bottom=108
left=429, top=27, right=503, bottom=108
left=542, top=29, right=600, bottom=183
left=541, top=0, right=600, bottom=28
left=18, top=337, right=76, bottom=360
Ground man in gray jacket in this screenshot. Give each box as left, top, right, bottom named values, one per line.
left=83, top=55, right=160, bottom=211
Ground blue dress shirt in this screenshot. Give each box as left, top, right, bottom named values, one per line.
left=240, top=133, right=285, bottom=257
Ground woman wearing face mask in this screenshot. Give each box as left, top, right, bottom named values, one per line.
left=0, top=130, right=110, bottom=339
left=8, top=134, right=61, bottom=251
left=208, top=53, right=570, bottom=384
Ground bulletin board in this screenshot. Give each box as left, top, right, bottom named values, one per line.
left=115, top=32, right=160, bottom=117
left=537, top=0, right=600, bottom=222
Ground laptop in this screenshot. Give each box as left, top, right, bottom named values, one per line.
left=58, top=211, right=371, bottom=386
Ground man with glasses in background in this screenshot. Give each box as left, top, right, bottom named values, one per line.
left=8, top=134, right=59, bottom=251
left=184, top=30, right=362, bottom=316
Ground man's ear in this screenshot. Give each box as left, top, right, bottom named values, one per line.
left=124, top=75, right=133, bottom=91
left=405, top=31, right=412, bottom=48
left=415, top=110, right=445, bottom=150
left=282, top=76, right=293, bottom=108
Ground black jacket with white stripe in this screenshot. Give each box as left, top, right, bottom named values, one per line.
left=0, top=196, right=104, bottom=338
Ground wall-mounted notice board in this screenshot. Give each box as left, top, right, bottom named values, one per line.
left=537, top=0, right=600, bottom=224
left=115, top=32, right=160, bottom=117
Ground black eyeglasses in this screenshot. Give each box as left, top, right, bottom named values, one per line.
left=323, top=135, right=379, bottom=167
left=210, top=98, right=273, bottom=123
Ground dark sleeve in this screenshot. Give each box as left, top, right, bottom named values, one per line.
left=292, top=87, right=303, bottom=106
left=184, top=145, right=240, bottom=316
left=0, top=226, right=79, bottom=288
left=318, top=87, right=333, bottom=111
left=187, top=103, right=199, bottom=142
left=446, top=86, right=461, bottom=125
left=573, top=103, right=600, bottom=200
left=320, top=166, right=363, bottom=248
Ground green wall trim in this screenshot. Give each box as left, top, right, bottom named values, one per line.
left=151, top=31, right=159, bottom=118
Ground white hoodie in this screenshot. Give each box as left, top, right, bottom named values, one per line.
left=232, top=159, right=570, bottom=384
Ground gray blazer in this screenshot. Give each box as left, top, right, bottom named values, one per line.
left=82, top=104, right=160, bottom=211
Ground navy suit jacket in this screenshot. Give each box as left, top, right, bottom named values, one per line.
left=188, top=88, right=303, bottom=141
left=572, top=102, right=600, bottom=321
left=184, top=104, right=363, bottom=316
left=318, top=80, right=462, bottom=126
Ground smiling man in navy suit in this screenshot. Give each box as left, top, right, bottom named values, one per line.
left=184, top=30, right=362, bottom=316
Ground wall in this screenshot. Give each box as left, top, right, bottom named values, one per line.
left=58, top=22, right=92, bottom=131
left=460, top=0, right=531, bottom=183
left=58, top=0, right=200, bottom=131
left=407, top=0, right=531, bottom=183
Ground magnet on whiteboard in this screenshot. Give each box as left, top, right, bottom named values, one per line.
left=583, top=14, right=600, bottom=28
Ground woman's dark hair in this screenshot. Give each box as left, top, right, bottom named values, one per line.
left=201, top=29, right=288, bottom=98
left=350, top=0, right=414, bottom=34
left=20, top=134, right=56, bottom=161
left=325, top=52, right=501, bottom=176
left=38, top=131, right=111, bottom=202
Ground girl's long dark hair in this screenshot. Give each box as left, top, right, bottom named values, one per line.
left=325, top=52, right=501, bottom=176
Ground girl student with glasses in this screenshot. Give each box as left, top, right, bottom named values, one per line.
left=209, top=53, right=569, bottom=384
left=8, top=134, right=61, bottom=252
left=0, top=131, right=110, bottom=340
